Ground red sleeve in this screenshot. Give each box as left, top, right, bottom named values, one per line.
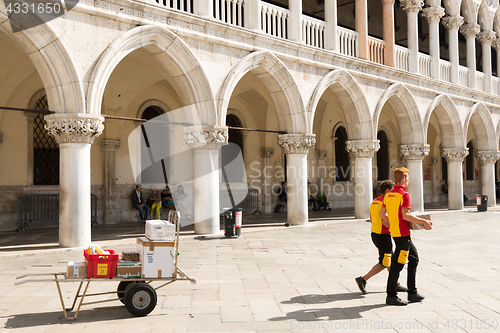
left=402, top=192, right=411, bottom=208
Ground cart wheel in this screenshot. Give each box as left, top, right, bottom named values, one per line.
left=124, top=282, right=157, bottom=317
left=117, top=281, right=134, bottom=304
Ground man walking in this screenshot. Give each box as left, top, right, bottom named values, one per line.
left=355, top=180, right=407, bottom=294
left=380, top=168, right=432, bottom=306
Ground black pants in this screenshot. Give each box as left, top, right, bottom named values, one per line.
left=387, top=236, right=419, bottom=297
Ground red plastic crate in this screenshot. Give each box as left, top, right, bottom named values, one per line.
left=84, top=249, right=119, bottom=278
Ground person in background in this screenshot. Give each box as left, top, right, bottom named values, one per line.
left=355, top=180, right=408, bottom=294
left=149, top=186, right=162, bottom=220
left=131, top=184, right=150, bottom=223
left=161, top=186, right=175, bottom=210
left=278, top=182, right=287, bottom=202
left=174, top=185, right=192, bottom=220
left=308, top=181, right=319, bottom=211
left=380, top=167, right=433, bottom=306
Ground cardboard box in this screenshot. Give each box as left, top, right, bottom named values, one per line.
left=116, top=260, right=142, bottom=278
left=145, top=220, right=176, bottom=241
left=67, top=261, right=87, bottom=278
left=136, top=237, right=175, bottom=278
left=122, top=252, right=140, bottom=262
left=410, top=214, right=431, bottom=230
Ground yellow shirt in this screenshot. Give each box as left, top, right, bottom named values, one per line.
left=370, top=196, right=390, bottom=234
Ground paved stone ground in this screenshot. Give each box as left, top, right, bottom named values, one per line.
left=1, top=208, right=500, bottom=332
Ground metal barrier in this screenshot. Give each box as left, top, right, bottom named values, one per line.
left=17, top=194, right=98, bottom=231
left=220, top=188, right=261, bottom=215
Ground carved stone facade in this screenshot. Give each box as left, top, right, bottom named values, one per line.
left=442, top=148, right=469, bottom=163
left=475, top=151, right=500, bottom=165
left=277, top=134, right=316, bottom=154
left=442, top=15, right=464, bottom=31
left=399, top=0, right=424, bottom=13
left=421, top=6, right=445, bottom=23
left=345, top=140, right=380, bottom=159
left=460, top=23, right=481, bottom=38
left=44, top=114, right=105, bottom=145
left=184, top=126, right=228, bottom=150
left=399, top=144, right=430, bottom=160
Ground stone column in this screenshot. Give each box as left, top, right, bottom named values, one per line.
left=289, top=0, right=302, bottom=42
left=355, top=0, right=369, bottom=60
left=245, top=0, right=261, bottom=31
left=260, top=147, right=274, bottom=214
left=101, top=139, right=120, bottom=225
left=277, top=134, right=316, bottom=225
left=382, top=0, right=396, bottom=67
left=316, top=150, right=327, bottom=193
left=476, top=151, right=500, bottom=207
left=460, top=23, right=480, bottom=88
left=184, top=126, right=228, bottom=235
left=399, top=144, right=430, bottom=213
left=442, top=15, right=464, bottom=84
left=477, top=30, right=496, bottom=93
left=25, top=112, right=37, bottom=186
left=194, top=0, right=213, bottom=18
left=325, top=0, right=337, bottom=51
left=400, top=0, right=424, bottom=73
left=44, top=113, right=104, bottom=248
left=345, top=140, right=380, bottom=219
left=422, top=6, right=445, bottom=79
left=442, top=148, right=468, bottom=210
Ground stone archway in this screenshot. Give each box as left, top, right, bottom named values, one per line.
left=87, top=25, right=216, bottom=125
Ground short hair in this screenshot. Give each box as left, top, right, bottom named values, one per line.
left=135, top=184, right=142, bottom=189
left=393, top=167, right=409, bottom=184
left=379, top=180, right=395, bottom=195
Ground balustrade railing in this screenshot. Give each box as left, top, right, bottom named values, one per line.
left=155, top=0, right=193, bottom=13
left=459, top=66, right=469, bottom=87
left=214, top=0, right=245, bottom=27
left=302, top=15, right=325, bottom=49
left=439, top=60, right=451, bottom=83
left=261, top=2, right=288, bottom=39
left=492, top=77, right=500, bottom=95
left=368, top=36, right=385, bottom=65
left=419, top=53, right=432, bottom=78
left=395, top=45, right=409, bottom=72
left=476, top=72, right=485, bottom=92
left=337, top=26, right=358, bottom=58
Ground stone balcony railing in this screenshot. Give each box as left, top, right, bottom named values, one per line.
left=89, top=0, right=499, bottom=97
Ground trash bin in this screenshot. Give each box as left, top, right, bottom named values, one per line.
left=222, top=209, right=242, bottom=238
left=476, top=195, right=488, bottom=212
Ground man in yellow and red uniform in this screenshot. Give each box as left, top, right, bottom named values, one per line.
left=355, top=180, right=408, bottom=294
left=380, top=167, right=432, bottom=306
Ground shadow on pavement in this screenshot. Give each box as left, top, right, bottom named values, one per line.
left=281, top=292, right=382, bottom=305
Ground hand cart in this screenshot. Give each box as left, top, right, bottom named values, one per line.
left=15, top=211, right=197, bottom=320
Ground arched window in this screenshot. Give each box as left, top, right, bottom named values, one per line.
left=140, top=105, right=167, bottom=184
left=466, top=140, right=474, bottom=180
left=221, top=114, right=244, bottom=183
left=376, top=130, right=390, bottom=180
left=334, top=126, right=349, bottom=181
left=33, top=95, right=59, bottom=185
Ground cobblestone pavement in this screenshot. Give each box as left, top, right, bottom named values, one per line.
left=1, top=208, right=499, bottom=332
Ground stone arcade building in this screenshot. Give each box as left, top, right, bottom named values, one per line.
left=1, top=0, right=500, bottom=247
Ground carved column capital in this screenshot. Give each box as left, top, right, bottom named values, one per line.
left=399, top=0, right=424, bottom=13
left=101, top=139, right=121, bottom=152
left=442, top=147, right=469, bottom=163
left=421, top=6, right=445, bottom=23
left=184, top=125, right=228, bottom=150
left=44, top=113, right=105, bottom=145
left=260, top=147, right=274, bottom=159
left=475, top=150, right=500, bottom=165
left=399, top=144, right=430, bottom=161
left=460, top=23, right=481, bottom=38
left=277, top=134, right=316, bottom=154
left=477, top=30, right=497, bottom=45
left=345, top=140, right=380, bottom=159
left=442, top=15, right=464, bottom=31
left=316, top=150, right=327, bottom=160
left=492, top=39, right=500, bottom=50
